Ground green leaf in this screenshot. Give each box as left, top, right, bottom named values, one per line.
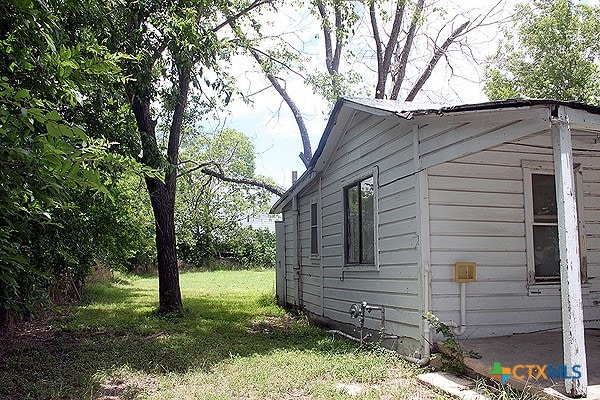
left=15, top=89, right=30, bottom=101
left=45, top=110, right=61, bottom=121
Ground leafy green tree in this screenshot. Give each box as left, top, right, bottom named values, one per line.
left=102, top=0, right=273, bottom=314
left=28, top=175, right=156, bottom=300
left=485, top=0, right=600, bottom=103
left=176, top=129, right=275, bottom=267
left=0, top=0, right=131, bottom=326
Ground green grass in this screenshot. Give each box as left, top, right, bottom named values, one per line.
left=0, top=270, right=453, bottom=399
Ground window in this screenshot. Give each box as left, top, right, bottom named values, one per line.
left=310, top=202, right=318, bottom=255
left=531, top=173, right=560, bottom=280
left=524, top=164, right=586, bottom=285
left=344, top=176, right=375, bottom=265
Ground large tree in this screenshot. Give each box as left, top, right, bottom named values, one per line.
left=107, top=0, right=271, bottom=314
left=242, top=0, right=507, bottom=166
left=0, top=0, right=130, bottom=327
left=484, top=0, right=600, bottom=103
left=176, top=128, right=278, bottom=266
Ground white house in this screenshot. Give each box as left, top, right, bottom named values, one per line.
left=271, top=98, right=600, bottom=397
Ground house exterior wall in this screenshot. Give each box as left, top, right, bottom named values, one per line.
left=278, top=110, right=425, bottom=354
left=276, top=102, right=600, bottom=355
left=428, top=130, right=600, bottom=338
left=320, top=111, right=422, bottom=354
left=282, top=208, right=298, bottom=306
left=298, top=188, right=322, bottom=316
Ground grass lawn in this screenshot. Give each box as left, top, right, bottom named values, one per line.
left=0, top=270, right=452, bottom=400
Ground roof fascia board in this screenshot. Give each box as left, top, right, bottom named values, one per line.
left=564, top=106, right=600, bottom=132
left=418, top=104, right=546, bottom=124
left=344, top=99, right=405, bottom=117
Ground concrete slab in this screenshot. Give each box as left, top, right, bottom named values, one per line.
left=439, top=330, right=600, bottom=399
left=418, top=372, right=490, bottom=400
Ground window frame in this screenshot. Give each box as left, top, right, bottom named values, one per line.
left=523, top=161, right=586, bottom=288
left=342, top=169, right=378, bottom=270
left=310, top=201, right=319, bottom=257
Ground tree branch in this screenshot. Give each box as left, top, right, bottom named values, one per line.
left=380, top=1, right=406, bottom=94
left=213, top=0, right=273, bottom=32
left=316, top=0, right=335, bottom=74
left=405, top=20, right=470, bottom=101
left=390, top=0, right=425, bottom=99
left=332, top=3, right=343, bottom=72
left=250, top=49, right=312, bottom=166
left=166, top=65, right=191, bottom=185
left=369, top=2, right=385, bottom=98
left=201, top=167, right=286, bottom=197
left=177, top=160, right=222, bottom=178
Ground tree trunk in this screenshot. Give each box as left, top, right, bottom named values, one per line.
left=130, top=94, right=184, bottom=315
left=147, top=176, right=183, bottom=314
left=0, top=305, right=11, bottom=333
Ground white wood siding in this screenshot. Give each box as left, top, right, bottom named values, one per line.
left=298, top=189, right=322, bottom=316
left=278, top=103, right=600, bottom=351
left=282, top=209, right=297, bottom=306
left=317, top=112, right=422, bottom=354
left=428, top=131, right=600, bottom=337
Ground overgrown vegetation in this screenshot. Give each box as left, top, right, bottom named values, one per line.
left=423, top=312, right=481, bottom=373
left=0, top=0, right=142, bottom=325
left=474, top=379, right=544, bottom=400
left=0, top=270, right=451, bottom=400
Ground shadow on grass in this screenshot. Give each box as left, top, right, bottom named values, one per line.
left=0, top=282, right=354, bottom=400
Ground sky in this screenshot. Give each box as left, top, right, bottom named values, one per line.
left=201, top=0, right=598, bottom=189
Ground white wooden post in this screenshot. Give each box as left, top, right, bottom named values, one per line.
left=552, top=106, right=587, bottom=398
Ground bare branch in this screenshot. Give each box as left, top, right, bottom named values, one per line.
left=213, top=0, right=273, bottom=32
left=247, top=46, right=307, bottom=80
left=390, top=0, right=425, bottom=99
left=369, top=2, right=385, bottom=98
left=405, top=20, right=470, bottom=101
left=250, top=49, right=312, bottom=166
left=380, top=0, right=407, bottom=96
left=201, top=168, right=286, bottom=197
left=177, top=160, right=221, bottom=178
left=332, top=4, right=343, bottom=72
left=316, top=1, right=335, bottom=74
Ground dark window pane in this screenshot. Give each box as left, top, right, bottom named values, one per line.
left=360, top=178, right=374, bottom=263
left=311, top=226, right=318, bottom=254
left=532, top=174, right=557, bottom=222
left=346, top=185, right=360, bottom=263
left=533, top=225, right=560, bottom=277
left=310, top=203, right=318, bottom=254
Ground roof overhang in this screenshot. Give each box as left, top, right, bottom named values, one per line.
left=270, top=97, right=600, bottom=213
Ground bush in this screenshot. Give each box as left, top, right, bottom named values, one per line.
left=178, top=226, right=276, bottom=270
left=230, top=228, right=276, bottom=269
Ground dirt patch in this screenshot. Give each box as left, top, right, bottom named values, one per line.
left=247, top=314, right=301, bottom=334
left=96, top=376, right=157, bottom=400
